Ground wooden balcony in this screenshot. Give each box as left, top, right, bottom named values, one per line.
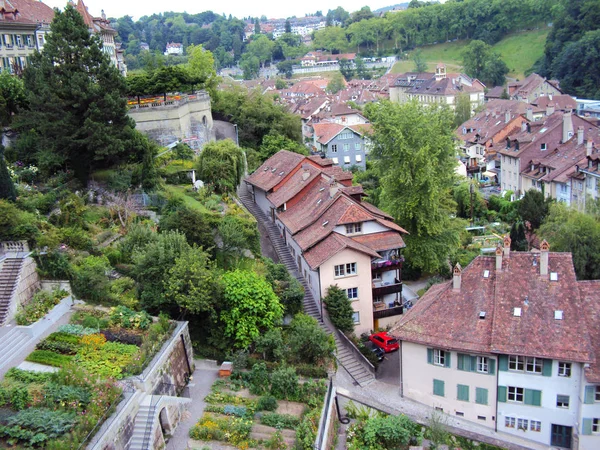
left=371, top=258, right=403, bottom=275
left=373, top=305, right=404, bottom=319
left=372, top=278, right=402, bottom=297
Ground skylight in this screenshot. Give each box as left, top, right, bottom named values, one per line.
left=319, top=187, right=325, bottom=192
left=483, top=270, right=490, bottom=278
left=322, top=220, right=329, bottom=226
left=513, top=307, right=522, bottom=317
left=550, top=272, right=558, bottom=281
left=479, top=311, right=486, bottom=319
left=555, top=310, right=564, bottom=320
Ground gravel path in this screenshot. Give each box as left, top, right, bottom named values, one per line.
left=166, top=360, right=220, bottom=450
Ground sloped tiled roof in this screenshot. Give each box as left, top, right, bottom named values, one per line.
left=303, top=232, right=380, bottom=270
left=338, top=203, right=374, bottom=224
left=267, top=163, right=321, bottom=208
left=580, top=280, right=600, bottom=382
left=312, top=123, right=344, bottom=145
left=392, top=251, right=594, bottom=364
left=245, top=150, right=306, bottom=192
left=11, top=0, right=54, bottom=24
left=351, top=231, right=406, bottom=252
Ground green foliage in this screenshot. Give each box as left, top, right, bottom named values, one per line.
left=539, top=202, right=600, bottom=280
left=425, top=410, right=450, bottom=448
left=323, top=285, right=355, bottom=333
left=487, top=193, right=519, bottom=222
left=0, top=408, right=76, bottom=447
left=295, top=408, right=321, bottom=450
left=412, top=49, right=427, bottom=73
left=260, top=412, right=301, bottom=429
left=75, top=336, right=140, bottom=379
left=70, top=255, right=111, bottom=303
left=196, top=139, right=245, bottom=193
left=264, top=429, right=287, bottom=450
left=0, top=150, right=16, bottom=201
left=509, top=221, right=528, bottom=251
left=461, top=40, right=509, bottom=87
left=453, top=93, right=472, bottom=128
left=189, top=413, right=253, bottom=446
left=26, top=350, right=73, bottom=367
left=453, top=181, right=487, bottom=220
left=186, top=44, right=219, bottom=97
left=270, top=366, right=299, bottom=399
left=552, top=30, right=600, bottom=98
left=109, top=306, right=152, bottom=329
left=249, top=362, right=270, bottom=395
left=518, top=189, right=551, bottom=230
left=0, top=199, right=40, bottom=243
left=15, top=288, right=68, bottom=325
left=255, top=328, right=285, bottom=362
left=327, top=72, right=346, bottom=94
left=57, top=324, right=98, bottom=336
left=287, top=314, right=335, bottom=365
left=118, top=222, right=158, bottom=263
left=365, top=101, right=460, bottom=273
left=347, top=413, right=422, bottom=450
left=4, top=368, right=55, bottom=384
left=259, top=133, right=307, bottom=162
left=256, top=395, right=278, bottom=412
left=0, top=71, right=26, bottom=126
left=19, top=4, right=137, bottom=182
left=221, top=269, right=283, bottom=348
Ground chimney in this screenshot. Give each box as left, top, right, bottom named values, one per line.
left=578, top=126, right=584, bottom=146
left=495, top=245, right=503, bottom=271
left=526, top=107, right=533, bottom=122
left=546, top=103, right=555, bottom=116
left=453, top=263, right=462, bottom=290
left=562, top=110, right=573, bottom=143
left=504, top=110, right=511, bottom=124
left=540, top=240, right=550, bottom=276
left=503, top=234, right=511, bottom=257
left=587, top=139, right=594, bottom=157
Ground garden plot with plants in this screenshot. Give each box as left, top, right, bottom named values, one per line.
left=189, top=364, right=328, bottom=450
left=0, top=306, right=174, bottom=448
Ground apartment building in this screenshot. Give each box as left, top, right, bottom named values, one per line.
left=244, top=150, right=407, bottom=334
left=508, top=73, right=562, bottom=104
left=392, top=238, right=600, bottom=449
left=311, top=123, right=372, bottom=170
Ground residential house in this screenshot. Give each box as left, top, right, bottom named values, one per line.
left=575, top=98, right=600, bottom=120
left=508, top=73, right=562, bottom=104
left=244, top=151, right=408, bottom=334
left=529, top=94, right=577, bottom=121
left=311, top=123, right=372, bottom=170
left=300, top=51, right=356, bottom=68
left=497, top=110, right=596, bottom=196
left=390, top=64, right=485, bottom=111
left=311, top=103, right=369, bottom=127
left=0, top=2, right=38, bottom=74
left=567, top=140, right=600, bottom=210
left=337, top=80, right=383, bottom=105
left=392, top=237, right=600, bottom=449
left=164, top=42, right=183, bottom=56
left=11, top=0, right=54, bottom=51
left=456, top=100, right=529, bottom=180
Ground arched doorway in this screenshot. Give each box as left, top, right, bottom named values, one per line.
left=159, top=407, right=171, bottom=436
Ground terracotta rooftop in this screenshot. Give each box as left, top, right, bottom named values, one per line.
left=267, top=163, right=321, bottom=208
left=580, top=280, right=600, bottom=382
left=312, top=123, right=344, bottom=144
left=351, top=231, right=406, bottom=252
left=303, top=232, right=380, bottom=270
left=11, top=0, right=54, bottom=24
left=392, top=250, right=594, bottom=364
left=245, top=150, right=306, bottom=192
left=456, top=99, right=529, bottom=144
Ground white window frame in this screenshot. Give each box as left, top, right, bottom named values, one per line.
left=433, top=349, right=446, bottom=367
left=595, top=386, right=600, bottom=402
left=345, top=223, right=362, bottom=234
left=530, top=420, right=541, bottom=432
left=526, top=357, right=543, bottom=374
left=509, top=355, right=525, bottom=371
left=346, top=287, right=358, bottom=300
left=593, top=418, right=600, bottom=434
left=505, top=417, right=515, bottom=428
left=508, top=386, right=524, bottom=403
left=556, top=394, right=569, bottom=408
left=517, top=418, right=529, bottom=431
left=558, top=362, right=571, bottom=377
left=335, top=262, right=356, bottom=278
left=343, top=143, right=349, bottom=152
left=352, top=311, right=360, bottom=324
left=330, top=144, right=337, bottom=153
left=355, top=142, right=361, bottom=150
left=477, top=356, right=489, bottom=374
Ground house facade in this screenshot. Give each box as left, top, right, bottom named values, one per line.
left=244, top=151, right=408, bottom=334
left=311, top=123, right=371, bottom=170
left=508, top=73, right=562, bottom=104
left=392, top=238, right=600, bottom=449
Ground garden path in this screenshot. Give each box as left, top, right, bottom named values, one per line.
left=166, top=359, right=219, bottom=450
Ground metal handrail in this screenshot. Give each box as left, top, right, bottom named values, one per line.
left=140, top=394, right=162, bottom=449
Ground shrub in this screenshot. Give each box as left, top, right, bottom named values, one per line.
left=256, top=395, right=278, bottom=412
left=101, top=329, right=143, bottom=346
left=249, top=362, right=270, bottom=395
left=44, top=383, right=91, bottom=409
left=60, top=226, right=93, bottom=251
left=287, top=314, right=335, bottom=366
left=323, top=285, right=354, bottom=333
left=0, top=408, right=76, bottom=447
left=264, top=429, right=287, bottom=450
left=45, top=332, right=83, bottom=344
left=25, top=350, right=73, bottom=367
left=223, top=405, right=248, bottom=417
left=36, top=340, right=80, bottom=355
left=4, top=368, right=55, bottom=384
left=34, top=250, right=72, bottom=279
left=15, top=288, right=68, bottom=326
left=255, top=328, right=285, bottom=362
left=70, top=255, right=111, bottom=303
left=295, top=408, right=321, bottom=450
left=109, top=305, right=151, bottom=329
left=295, top=364, right=328, bottom=379
left=347, top=414, right=422, bottom=450
left=56, top=324, right=97, bottom=336
left=270, top=367, right=298, bottom=400
left=260, top=412, right=300, bottom=429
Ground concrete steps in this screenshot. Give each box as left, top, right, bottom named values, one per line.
left=129, top=402, right=156, bottom=450
left=0, top=327, right=31, bottom=371
left=237, top=188, right=375, bottom=386
left=0, top=257, right=24, bottom=325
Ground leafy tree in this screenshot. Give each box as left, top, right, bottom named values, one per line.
left=0, top=71, right=26, bottom=126
left=453, top=93, right=472, bottom=128
left=275, top=79, right=287, bottom=90
left=327, top=72, right=346, bottom=94
left=70, top=255, right=111, bottom=303
left=0, top=148, right=16, bottom=201
left=150, top=65, right=191, bottom=100
left=246, top=35, right=275, bottom=68
left=159, top=206, right=216, bottom=252
left=355, top=56, right=369, bottom=80
left=173, top=142, right=194, bottom=164
left=285, top=19, right=292, bottom=34
left=348, top=6, right=374, bottom=25
left=510, top=221, right=528, bottom=251
left=312, top=26, right=349, bottom=53
left=287, top=313, right=335, bottom=365
left=186, top=44, right=219, bottom=97
left=365, top=101, right=460, bottom=273
left=0, top=200, right=39, bottom=243
left=518, top=189, right=551, bottom=230
left=461, top=40, right=509, bottom=87
left=264, top=258, right=304, bottom=316
left=412, top=49, right=427, bottom=73
left=196, top=139, right=245, bottom=193
left=255, top=327, right=285, bottom=361
left=277, top=60, right=295, bottom=78
left=260, top=133, right=307, bottom=161
left=339, top=58, right=354, bottom=81
left=165, top=246, right=220, bottom=316
left=19, top=5, right=136, bottom=183
left=453, top=181, right=487, bottom=220
left=323, top=285, right=354, bottom=333
left=539, top=202, right=600, bottom=280
left=220, top=269, right=283, bottom=348
left=240, top=54, right=260, bottom=80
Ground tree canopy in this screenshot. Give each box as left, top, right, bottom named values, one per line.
left=196, top=139, right=245, bottom=193
left=461, top=40, right=509, bottom=87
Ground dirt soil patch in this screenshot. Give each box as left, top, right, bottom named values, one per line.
left=221, top=387, right=260, bottom=399
left=275, top=400, right=306, bottom=417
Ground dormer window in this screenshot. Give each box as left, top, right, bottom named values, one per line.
left=345, top=223, right=362, bottom=234
left=541, top=143, right=547, bottom=151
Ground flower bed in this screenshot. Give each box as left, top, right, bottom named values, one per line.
left=15, top=288, right=69, bottom=326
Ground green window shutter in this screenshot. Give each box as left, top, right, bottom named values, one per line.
left=498, top=355, right=508, bottom=371
left=582, top=418, right=593, bottom=435
left=433, top=379, right=445, bottom=397
left=476, top=388, right=488, bottom=405
left=498, top=386, right=507, bottom=402
left=542, top=359, right=553, bottom=377
left=457, top=354, right=465, bottom=371
left=457, top=384, right=469, bottom=401
left=489, top=359, right=496, bottom=375
left=470, top=356, right=477, bottom=372
left=524, top=389, right=542, bottom=406
left=584, top=385, right=596, bottom=404
left=445, top=352, right=451, bottom=368
left=427, top=348, right=433, bottom=364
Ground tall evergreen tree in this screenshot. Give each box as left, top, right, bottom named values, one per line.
left=0, top=148, right=16, bottom=202
left=19, top=4, right=136, bottom=183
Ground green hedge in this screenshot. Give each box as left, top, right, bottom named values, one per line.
left=25, top=350, right=73, bottom=367
left=260, top=412, right=300, bottom=429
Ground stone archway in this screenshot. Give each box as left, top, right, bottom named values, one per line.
left=159, top=407, right=171, bottom=435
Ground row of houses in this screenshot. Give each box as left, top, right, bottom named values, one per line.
left=0, top=0, right=126, bottom=76
left=244, top=150, right=408, bottom=334
left=392, top=238, right=600, bottom=449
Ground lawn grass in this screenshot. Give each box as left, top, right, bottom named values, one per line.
left=391, top=28, right=549, bottom=80
left=163, top=160, right=194, bottom=174
left=163, top=184, right=210, bottom=213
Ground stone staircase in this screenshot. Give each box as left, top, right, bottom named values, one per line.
left=0, top=257, right=24, bottom=326
left=0, top=327, right=31, bottom=371
left=129, top=397, right=156, bottom=450
left=237, top=188, right=374, bottom=386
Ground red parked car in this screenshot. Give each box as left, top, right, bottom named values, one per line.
left=369, top=332, right=399, bottom=353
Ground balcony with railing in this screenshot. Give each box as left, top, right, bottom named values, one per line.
left=372, top=278, right=402, bottom=297
left=373, top=302, right=403, bottom=319
left=371, top=257, right=403, bottom=275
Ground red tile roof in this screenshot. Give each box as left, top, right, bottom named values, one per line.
left=312, top=123, right=344, bottom=145
left=392, top=251, right=594, bottom=363
left=338, top=203, right=374, bottom=224
left=245, top=150, right=306, bottom=192
left=267, top=163, right=321, bottom=208
left=580, top=280, right=600, bottom=382
left=11, top=0, right=54, bottom=24
left=351, top=231, right=406, bottom=252
left=303, top=232, right=380, bottom=270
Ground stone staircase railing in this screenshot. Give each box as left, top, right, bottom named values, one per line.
left=237, top=186, right=375, bottom=386
left=0, top=257, right=24, bottom=326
